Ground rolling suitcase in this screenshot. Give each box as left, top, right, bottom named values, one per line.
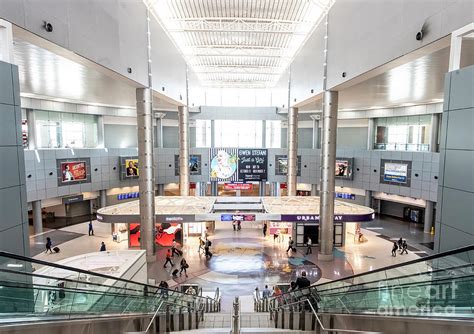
left=53, top=247, right=60, bottom=253
left=172, top=269, right=179, bottom=276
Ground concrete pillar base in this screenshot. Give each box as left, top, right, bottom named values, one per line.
left=318, top=253, right=334, bottom=261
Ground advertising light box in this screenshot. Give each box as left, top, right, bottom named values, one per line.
left=209, top=148, right=267, bottom=182
left=383, top=162, right=408, bottom=183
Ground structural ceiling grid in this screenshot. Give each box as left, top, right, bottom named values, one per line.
left=147, top=0, right=334, bottom=88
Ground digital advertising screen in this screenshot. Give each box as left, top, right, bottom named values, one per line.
left=335, top=157, right=354, bottom=180
left=209, top=148, right=239, bottom=181
left=125, top=159, right=139, bottom=177
left=383, top=162, right=408, bottom=183
left=275, top=155, right=301, bottom=176
left=60, top=161, right=87, bottom=183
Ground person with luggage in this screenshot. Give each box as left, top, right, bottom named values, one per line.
left=263, top=223, right=267, bottom=237
left=204, top=238, right=213, bottom=258
left=401, top=240, right=408, bottom=255
left=171, top=239, right=182, bottom=257
left=180, top=258, right=189, bottom=277
left=100, top=241, right=106, bottom=252
left=286, top=237, right=295, bottom=253
left=391, top=241, right=398, bottom=257
left=306, top=237, right=312, bottom=255
left=163, top=249, right=174, bottom=268
left=45, top=237, right=53, bottom=254
left=88, top=221, right=94, bottom=236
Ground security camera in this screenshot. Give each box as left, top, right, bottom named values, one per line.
left=415, top=30, right=423, bottom=41
left=43, top=21, right=53, bottom=32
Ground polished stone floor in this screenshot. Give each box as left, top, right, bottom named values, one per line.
left=31, top=217, right=423, bottom=310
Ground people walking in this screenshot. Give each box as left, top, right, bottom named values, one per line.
left=397, top=237, right=403, bottom=250
left=88, top=221, right=94, bottom=236
left=286, top=237, right=295, bottom=253
left=179, top=258, right=189, bottom=277
left=171, top=239, right=181, bottom=257
left=198, top=236, right=205, bottom=253
left=237, top=220, right=241, bottom=231
left=295, top=271, right=311, bottom=289
left=232, top=220, right=237, bottom=231
left=159, top=280, right=169, bottom=298
left=204, top=238, right=213, bottom=258
left=163, top=249, right=174, bottom=268
left=391, top=242, right=398, bottom=257
left=401, top=240, right=408, bottom=255
left=45, top=237, right=53, bottom=254
left=100, top=242, right=106, bottom=252
left=262, top=285, right=271, bottom=299
left=306, top=237, right=312, bottom=255
left=263, top=223, right=267, bottom=237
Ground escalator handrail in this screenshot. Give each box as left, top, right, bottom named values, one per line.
left=316, top=244, right=474, bottom=289
left=0, top=250, right=210, bottom=302
left=271, top=298, right=382, bottom=333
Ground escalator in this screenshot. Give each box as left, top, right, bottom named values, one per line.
left=255, top=245, right=474, bottom=333
left=0, top=251, right=221, bottom=333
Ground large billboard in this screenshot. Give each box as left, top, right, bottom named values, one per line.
left=209, top=148, right=267, bottom=182
left=57, top=158, right=91, bottom=186
left=380, top=159, right=412, bottom=187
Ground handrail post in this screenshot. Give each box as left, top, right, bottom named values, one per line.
left=231, top=296, right=240, bottom=334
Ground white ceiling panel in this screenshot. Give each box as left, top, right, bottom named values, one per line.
left=147, top=0, right=334, bottom=88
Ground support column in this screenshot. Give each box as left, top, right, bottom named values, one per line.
left=367, top=118, right=375, bottom=150
left=210, top=120, right=216, bottom=147
left=97, top=115, right=105, bottom=148
left=311, top=184, right=319, bottom=196
left=136, top=88, right=155, bottom=261
left=311, top=115, right=320, bottom=149
left=32, top=200, right=42, bottom=235
left=99, top=189, right=107, bottom=208
left=156, top=184, right=165, bottom=196
left=26, top=109, right=37, bottom=150
left=319, top=90, right=339, bottom=261
left=155, top=113, right=165, bottom=148
left=287, top=107, right=298, bottom=196
left=262, top=120, right=266, bottom=148
left=259, top=181, right=266, bottom=197
left=178, top=106, right=190, bottom=196
left=424, top=201, right=434, bottom=234
left=364, top=190, right=372, bottom=208
left=211, top=181, right=218, bottom=196
left=430, top=114, right=440, bottom=152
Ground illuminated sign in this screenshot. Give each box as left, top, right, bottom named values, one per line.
left=221, top=214, right=256, bottom=222
left=224, top=183, right=253, bottom=190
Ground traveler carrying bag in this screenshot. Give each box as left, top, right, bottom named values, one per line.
left=292, top=247, right=297, bottom=252
left=53, top=247, right=60, bottom=253
left=172, top=269, right=179, bottom=276
left=176, top=249, right=183, bottom=256
left=207, top=240, right=212, bottom=246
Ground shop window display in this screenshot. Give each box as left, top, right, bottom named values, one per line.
left=129, top=223, right=183, bottom=248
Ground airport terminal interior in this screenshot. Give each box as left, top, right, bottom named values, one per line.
left=0, top=1, right=473, bottom=333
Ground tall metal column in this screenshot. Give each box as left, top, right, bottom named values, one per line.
left=154, top=113, right=165, bottom=148
left=211, top=181, right=218, bottom=196
left=178, top=106, right=190, bottom=196
left=430, top=114, right=440, bottom=152
left=310, top=115, right=320, bottom=149
left=262, top=120, right=267, bottom=147
left=259, top=181, right=266, bottom=197
left=137, top=88, right=155, bottom=261
left=424, top=201, right=434, bottom=233
left=287, top=107, right=298, bottom=196
left=210, top=120, right=216, bottom=147
left=319, top=91, right=339, bottom=261
left=311, top=184, right=318, bottom=196
left=367, top=118, right=375, bottom=150
left=32, top=200, right=42, bottom=235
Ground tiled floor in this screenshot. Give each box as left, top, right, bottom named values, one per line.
left=30, top=216, right=424, bottom=311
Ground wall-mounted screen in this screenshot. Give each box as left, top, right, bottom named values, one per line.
left=275, top=155, right=301, bottom=176
left=383, top=162, right=408, bottom=183
left=120, top=156, right=139, bottom=180
left=335, top=157, right=354, bottom=180
left=57, top=158, right=91, bottom=186
left=380, top=159, right=412, bottom=187
left=175, top=155, right=202, bottom=176
left=125, top=159, right=139, bottom=177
